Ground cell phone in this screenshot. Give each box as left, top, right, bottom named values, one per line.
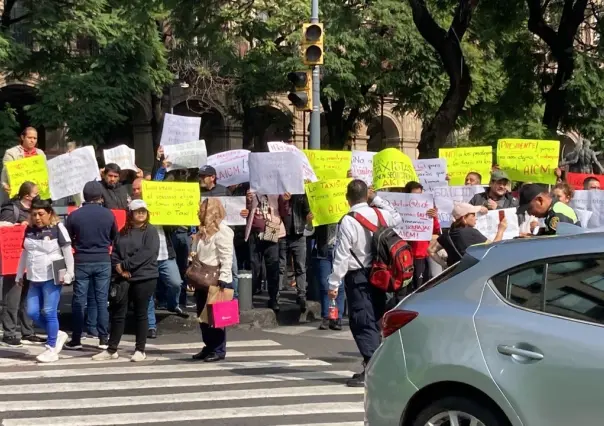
left=498, top=210, right=505, bottom=222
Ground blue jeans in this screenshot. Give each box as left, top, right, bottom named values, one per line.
left=26, top=280, right=62, bottom=347
left=315, top=252, right=345, bottom=319
left=72, top=263, right=111, bottom=342
left=171, top=232, right=191, bottom=307
left=148, top=259, right=182, bottom=330
left=232, top=250, right=239, bottom=299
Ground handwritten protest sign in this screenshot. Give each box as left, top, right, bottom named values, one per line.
left=439, top=147, right=492, bottom=186
left=207, top=150, right=250, bottom=186
left=249, top=152, right=304, bottom=195
left=0, top=225, right=25, bottom=275
left=570, top=190, right=604, bottom=228
left=566, top=172, right=604, bottom=190
left=159, top=113, right=201, bottom=146
left=351, top=151, right=376, bottom=185
left=201, top=196, right=246, bottom=226
left=5, top=156, right=50, bottom=199
left=163, top=140, right=207, bottom=171
left=103, top=145, right=137, bottom=171
left=305, top=179, right=351, bottom=226
left=475, top=208, right=519, bottom=240
left=430, top=185, right=484, bottom=227
left=47, top=146, right=100, bottom=200
left=267, top=141, right=318, bottom=182
left=303, top=150, right=351, bottom=180
left=143, top=181, right=200, bottom=226
left=373, top=148, right=418, bottom=190
left=413, top=158, right=447, bottom=190
left=497, top=139, right=559, bottom=185
left=378, top=192, right=434, bottom=241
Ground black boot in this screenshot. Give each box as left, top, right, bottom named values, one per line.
left=346, top=370, right=365, bottom=387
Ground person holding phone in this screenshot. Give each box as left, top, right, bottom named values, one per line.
left=15, top=199, right=74, bottom=363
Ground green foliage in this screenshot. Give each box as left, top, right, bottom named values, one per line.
left=0, top=103, right=19, bottom=151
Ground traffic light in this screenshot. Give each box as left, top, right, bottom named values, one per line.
left=302, top=23, right=323, bottom=65
left=287, top=71, right=312, bottom=112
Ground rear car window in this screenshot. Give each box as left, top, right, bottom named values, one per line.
left=417, top=254, right=479, bottom=293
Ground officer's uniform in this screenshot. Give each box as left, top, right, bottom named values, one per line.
left=542, top=200, right=580, bottom=235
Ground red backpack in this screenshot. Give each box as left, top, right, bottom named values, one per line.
left=349, top=207, right=414, bottom=292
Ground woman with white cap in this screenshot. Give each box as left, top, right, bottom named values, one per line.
left=92, top=199, right=159, bottom=362
left=429, top=202, right=507, bottom=268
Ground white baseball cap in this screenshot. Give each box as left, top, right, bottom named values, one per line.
left=129, top=199, right=148, bottom=211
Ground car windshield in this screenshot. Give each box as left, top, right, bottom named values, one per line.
left=416, top=254, right=480, bottom=293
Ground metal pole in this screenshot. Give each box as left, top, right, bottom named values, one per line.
left=169, top=86, right=174, bottom=114
left=309, top=0, right=320, bottom=150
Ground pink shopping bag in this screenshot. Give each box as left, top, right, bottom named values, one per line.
left=208, top=299, right=240, bottom=328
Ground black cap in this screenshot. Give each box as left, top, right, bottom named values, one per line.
left=198, top=165, right=217, bottom=176
left=517, top=184, right=545, bottom=215
left=83, top=181, right=103, bottom=202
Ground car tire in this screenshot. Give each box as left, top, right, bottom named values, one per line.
left=411, top=396, right=507, bottom=426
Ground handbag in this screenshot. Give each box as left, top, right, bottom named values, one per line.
left=257, top=195, right=281, bottom=243
left=185, top=257, right=221, bottom=290
left=208, top=299, right=240, bottom=328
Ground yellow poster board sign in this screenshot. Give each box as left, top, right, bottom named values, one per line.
left=305, top=178, right=351, bottom=226
left=142, top=181, right=200, bottom=226
left=303, top=150, right=351, bottom=181
left=497, top=139, right=560, bottom=185
left=5, top=156, right=50, bottom=199
left=439, top=146, right=492, bottom=186
left=372, top=148, right=418, bottom=190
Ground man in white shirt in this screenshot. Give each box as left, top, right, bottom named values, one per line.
left=328, top=180, right=402, bottom=387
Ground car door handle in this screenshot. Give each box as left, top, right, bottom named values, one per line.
left=497, top=345, right=544, bottom=361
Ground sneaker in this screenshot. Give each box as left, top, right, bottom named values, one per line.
left=98, top=338, right=109, bottom=350
left=147, top=329, right=157, bottom=339
left=21, top=335, right=46, bottom=344
left=64, top=340, right=83, bottom=351
left=36, top=346, right=59, bottom=363
left=55, top=331, right=68, bottom=354
left=329, top=319, right=343, bottom=331
left=130, top=351, right=146, bottom=362
left=346, top=370, right=365, bottom=387
left=318, top=318, right=330, bottom=330
left=1, top=335, right=23, bottom=348
left=172, top=307, right=189, bottom=319
left=185, top=302, right=196, bottom=309
left=92, top=350, right=119, bottom=361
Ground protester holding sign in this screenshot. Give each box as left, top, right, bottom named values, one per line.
left=469, top=170, right=518, bottom=211
left=99, top=163, right=130, bottom=210
left=0, top=181, right=42, bottom=348
left=16, top=199, right=75, bottom=363
left=1, top=127, right=45, bottom=195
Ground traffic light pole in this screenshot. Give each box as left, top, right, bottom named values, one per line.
left=309, top=0, right=321, bottom=150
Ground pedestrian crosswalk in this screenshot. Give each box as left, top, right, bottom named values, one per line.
left=0, top=338, right=364, bottom=426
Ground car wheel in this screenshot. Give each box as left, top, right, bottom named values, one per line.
left=412, top=396, right=507, bottom=426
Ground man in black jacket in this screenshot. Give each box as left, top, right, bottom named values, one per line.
left=469, top=170, right=519, bottom=210
left=100, top=163, right=130, bottom=210
left=199, top=165, right=231, bottom=196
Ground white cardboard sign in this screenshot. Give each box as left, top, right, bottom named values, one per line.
left=249, top=152, right=304, bottom=195
left=159, top=113, right=201, bottom=147
left=47, top=146, right=100, bottom=200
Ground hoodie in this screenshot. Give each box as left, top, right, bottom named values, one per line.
left=112, top=225, right=160, bottom=282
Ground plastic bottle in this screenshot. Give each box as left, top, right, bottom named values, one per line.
left=328, top=299, right=338, bottom=320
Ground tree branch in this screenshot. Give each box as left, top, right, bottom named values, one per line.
left=5, top=13, right=31, bottom=27
left=526, top=0, right=558, bottom=48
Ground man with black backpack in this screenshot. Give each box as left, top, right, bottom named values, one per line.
left=328, top=179, right=404, bottom=387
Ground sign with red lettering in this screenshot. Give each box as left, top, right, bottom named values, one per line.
left=0, top=225, right=26, bottom=275
left=566, top=172, right=604, bottom=190
left=377, top=192, right=434, bottom=240
left=497, top=139, right=560, bottom=184
left=207, top=149, right=250, bottom=187
left=67, top=207, right=126, bottom=231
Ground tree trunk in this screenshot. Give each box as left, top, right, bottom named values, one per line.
left=408, top=0, right=477, bottom=159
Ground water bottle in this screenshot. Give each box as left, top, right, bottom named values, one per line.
left=328, top=299, right=338, bottom=320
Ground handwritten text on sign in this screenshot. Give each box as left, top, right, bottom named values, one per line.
left=497, top=139, right=560, bottom=185
left=5, top=156, right=50, bottom=199
left=47, top=146, right=100, bottom=200
left=439, top=147, right=492, bottom=186
left=163, top=140, right=208, bottom=172
left=475, top=208, right=519, bottom=241
left=159, top=113, right=202, bottom=147
left=249, top=152, right=305, bottom=195
left=373, top=148, right=418, bottom=190
left=570, top=190, right=604, bottom=228
left=142, top=181, right=201, bottom=226
left=305, top=179, right=351, bottom=226
left=201, top=196, right=246, bottom=226
left=267, top=142, right=318, bottom=182
left=430, top=185, right=484, bottom=228
left=303, top=150, right=351, bottom=180
left=413, top=158, right=447, bottom=190
left=378, top=192, right=434, bottom=241
left=103, top=145, right=137, bottom=171
left=0, top=225, right=25, bottom=275
left=207, top=149, right=250, bottom=186
left=351, top=151, right=376, bottom=185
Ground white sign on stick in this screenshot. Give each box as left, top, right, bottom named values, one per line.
left=413, top=158, right=447, bottom=190
left=47, top=146, right=100, bottom=200
left=163, top=140, right=207, bottom=172
left=475, top=208, right=519, bottom=240
left=201, top=196, right=246, bottom=226
left=267, top=141, right=318, bottom=182
left=570, top=190, right=604, bottom=228
left=351, top=151, right=376, bottom=185
left=159, top=113, right=201, bottom=147
left=249, top=152, right=304, bottom=195
left=103, top=145, right=137, bottom=171
left=430, top=185, right=484, bottom=228
left=377, top=192, right=434, bottom=241
left=207, top=149, right=250, bottom=186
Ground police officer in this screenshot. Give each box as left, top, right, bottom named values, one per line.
left=517, top=184, right=580, bottom=235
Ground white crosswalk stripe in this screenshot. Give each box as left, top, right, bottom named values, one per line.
left=0, top=338, right=364, bottom=426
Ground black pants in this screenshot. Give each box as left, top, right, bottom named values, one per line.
left=412, top=257, right=430, bottom=290
left=195, top=286, right=232, bottom=357
left=108, top=278, right=156, bottom=353
left=1, top=276, right=34, bottom=338
left=249, top=232, right=280, bottom=302
left=278, top=235, right=307, bottom=298
left=344, top=269, right=386, bottom=364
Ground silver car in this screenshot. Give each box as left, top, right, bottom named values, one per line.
left=365, top=232, right=604, bottom=426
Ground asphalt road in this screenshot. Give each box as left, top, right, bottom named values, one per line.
left=0, top=323, right=364, bottom=425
